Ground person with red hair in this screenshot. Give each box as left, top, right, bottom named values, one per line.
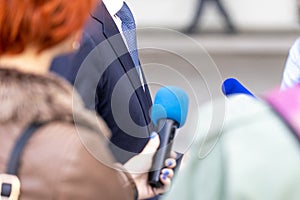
left=0, top=0, right=175, bottom=199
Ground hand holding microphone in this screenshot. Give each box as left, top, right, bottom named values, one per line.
left=148, top=86, right=189, bottom=188
left=123, top=131, right=177, bottom=199
left=121, top=86, right=188, bottom=199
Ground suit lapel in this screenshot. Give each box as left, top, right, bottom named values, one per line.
left=91, top=3, right=152, bottom=122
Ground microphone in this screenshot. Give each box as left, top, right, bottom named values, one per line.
left=222, top=78, right=255, bottom=97
left=148, top=86, right=189, bottom=188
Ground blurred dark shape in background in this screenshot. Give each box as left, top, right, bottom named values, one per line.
left=183, top=0, right=236, bottom=34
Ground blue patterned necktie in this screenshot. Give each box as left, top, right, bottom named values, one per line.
left=116, top=2, right=143, bottom=83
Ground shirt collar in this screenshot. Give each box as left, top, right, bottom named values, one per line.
left=102, top=0, right=124, bottom=17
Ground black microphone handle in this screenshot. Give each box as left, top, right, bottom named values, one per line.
left=148, top=119, right=177, bottom=188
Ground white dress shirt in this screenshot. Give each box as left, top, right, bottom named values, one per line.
left=102, top=0, right=145, bottom=89
left=103, top=0, right=128, bottom=48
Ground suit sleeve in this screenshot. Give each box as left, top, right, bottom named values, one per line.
left=72, top=31, right=108, bottom=111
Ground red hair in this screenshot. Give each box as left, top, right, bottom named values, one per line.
left=0, top=0, right=96, bottom=55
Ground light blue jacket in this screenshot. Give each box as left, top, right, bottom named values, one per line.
left=163, top=95, right=300, bottom=200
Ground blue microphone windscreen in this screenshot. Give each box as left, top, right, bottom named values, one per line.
left=151, top=86, right=189, bottom=128
left=222, top=78, right=255, bottom=97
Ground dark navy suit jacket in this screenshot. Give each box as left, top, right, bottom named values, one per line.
left=50, top=2, right=153, bottom=164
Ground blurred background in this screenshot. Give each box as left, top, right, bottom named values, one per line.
left=130, top=0, right=298, bottom=31
left=126, top=0, right=300, bottom=100
left=126, top=0, right=300, bottom=151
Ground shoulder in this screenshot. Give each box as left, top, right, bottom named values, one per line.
left=21, top=121, right=132, bottom=199
left=193, top=95, right=287, bottom=156
left=82, top=3, right=110, bottom=44
left=28, top=121, right=114, bottom=167
left=171, top=96, right=300, bottom=200
left=195, top=95, right=266, bottom=139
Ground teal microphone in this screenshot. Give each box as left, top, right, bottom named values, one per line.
left=148, top=86, right=189, bottom=188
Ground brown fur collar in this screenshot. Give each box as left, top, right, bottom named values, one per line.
left=0, top=68, right=81, bottom=126
left=0, top=68, right=111, bottom=138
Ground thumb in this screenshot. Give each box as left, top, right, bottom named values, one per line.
left=123, top=132, right=160, bottom=173
left=141, top=132, right=160, bottom=154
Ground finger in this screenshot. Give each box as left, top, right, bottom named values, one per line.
left=151, top=174, right=172, bottom=196
left=170, top=151, right=177, bottom=159
left=161, top=168, right=174, bottom=179
left=165, top=158, right=177, bottom=168
left=160, top=173, right=171, bottom=186
left=140, top=132, right=160, bottom=154
left=158, top=174, right=171, bottom=192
